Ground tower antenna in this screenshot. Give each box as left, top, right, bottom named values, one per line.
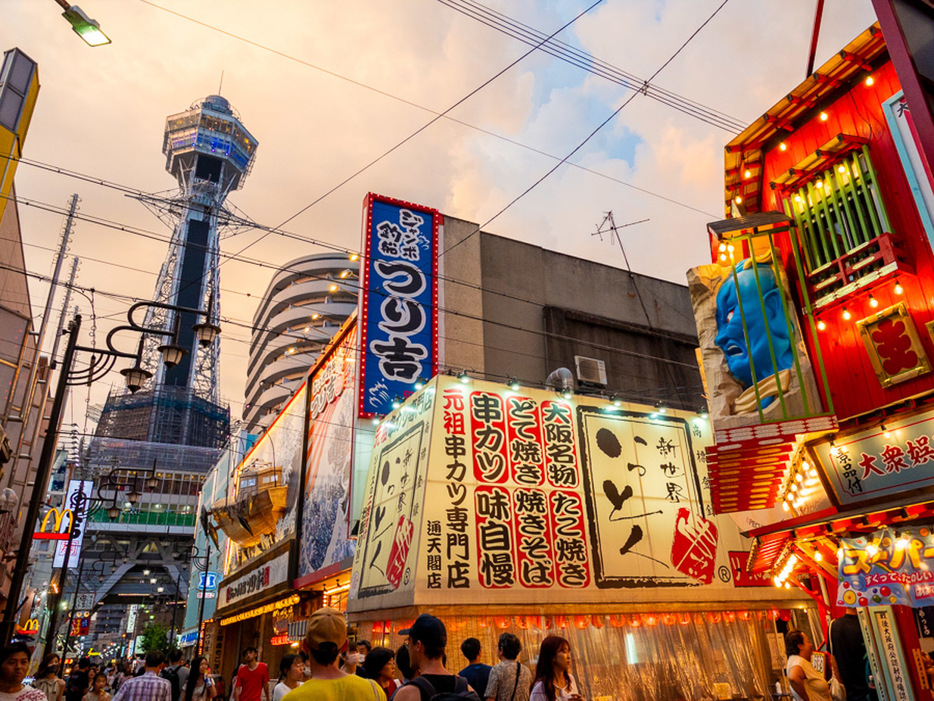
left=218, top=70, right=224, bottom=95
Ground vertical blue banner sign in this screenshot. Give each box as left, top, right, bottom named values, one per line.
left=358, top=194, right=439, bottom=417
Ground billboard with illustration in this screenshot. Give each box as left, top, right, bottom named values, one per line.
left=348, top=377, right=795, bottom=611
left=297, top=323, right=359, bottom=581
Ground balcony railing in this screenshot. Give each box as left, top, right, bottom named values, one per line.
left=88, top=509, right=196, bottom=527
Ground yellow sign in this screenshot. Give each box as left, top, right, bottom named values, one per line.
left=219, top=595, right=299, bottom=627
left=17, top=618, right=39, bottom=634
left=34, top=508, right=74, bottom=540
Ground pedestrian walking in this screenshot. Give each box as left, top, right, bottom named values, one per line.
left=484, top=634, right=531, bottom=701
left=529, top=637, right=581, bottom=701
left=183, top=657, right=215, bottom=701
left=458, top=639, right=491, bottom=700
left=0, top=643, right=49, bottom=701
left=271, top=656, right=302, bottom=701
left=785, top=630, right=837, bottom=701
left=281, top=607, right=385, bottom=701
left=65, top=659, right=92, bottom=701
left=33, top=655, right=66, bottom=701
left=362, top=648, right=401, bottom=699
left=233, top=649, right=268, bottom=701
left=395, top=645, right=415, bottom=685
left=111, top=652, right=171, bottom=701
left=83, top=670, right=112, bottom=701
left=353, top=642, right=371, bottom=679
left=393, top=613, right=480, bottom=701
left=161, top=652, right=185, bottom=701
left=830, top=609, right=869, bottom=701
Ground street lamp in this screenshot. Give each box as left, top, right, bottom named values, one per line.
left=57, top=3, right=111, bottom=47
left=1, top=295, right=220, bottom=645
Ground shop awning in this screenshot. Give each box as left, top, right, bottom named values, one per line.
left=746, top=499, right=934, bottom=573
left=706, top=415, right=838, bottom=514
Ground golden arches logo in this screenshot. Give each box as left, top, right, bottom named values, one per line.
left=34, top=508, right=74, bottom=540
left=17, top=619, right=39, bottom=634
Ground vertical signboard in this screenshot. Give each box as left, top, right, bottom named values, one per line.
left=297, top=323, right=358, bottom=582
left=54, top=480, right=93, bottom=569
left=358, top=193, right=439, bottom=418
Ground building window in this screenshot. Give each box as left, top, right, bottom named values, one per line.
left=783, top=145, right=891, bottom=273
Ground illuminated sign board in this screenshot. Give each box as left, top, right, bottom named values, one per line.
left=358, top=193, right=439, bottom=418
left=349, top=377, right=776, bottom=612
left=53, top=480, right=93, bottom=569
left=34, top=508, right=74, bottom=540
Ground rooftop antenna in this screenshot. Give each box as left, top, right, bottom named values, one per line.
left=218, top=70, right=224, bottom=95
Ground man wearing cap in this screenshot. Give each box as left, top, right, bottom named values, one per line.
left=282, top=607, right=385, bottom=701
left=394, top=614, right=479, bottom=701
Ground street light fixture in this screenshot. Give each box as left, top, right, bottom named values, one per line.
left=58, top=4, right=111, bottom=47
left=120, top=364, right=152, bottom=393
left=127, top=489, right=141, bottom=505
left=192, top=320, right=221, bottom=346
left=157, top=342, right=187, bottom=369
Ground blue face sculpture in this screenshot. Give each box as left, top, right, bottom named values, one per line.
left=714, top=261, right=794, bottom=390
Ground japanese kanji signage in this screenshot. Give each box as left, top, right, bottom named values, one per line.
left=815, top=408, right=934, bottom=506
left=838, top=526, right=934, bottom=608
left=358, top=193, right=439, bottom=418
left=53, top=480, right=93, bottom=570
left=348, top=377, right=786, bottom=612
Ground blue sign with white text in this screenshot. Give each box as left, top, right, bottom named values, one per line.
left=359, top=195, right=438, bottom=417
left=199, top=571, right=218, bottom=591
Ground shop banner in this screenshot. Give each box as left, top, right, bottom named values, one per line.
left=358, top=193, right=438, bottom=418
left=349, top=377, right=784, bottom=610
left=298, top=323, right=357, bottom=580
left=53, top=480, right=93, bottom=569
left=815, top=408, right=934, bottom=506
left=218, top=551, right=289, bottom=609
left=838, top=526, right=934, bottom=607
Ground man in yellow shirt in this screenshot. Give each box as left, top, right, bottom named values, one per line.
left=282, top=608, right=385, bottom=701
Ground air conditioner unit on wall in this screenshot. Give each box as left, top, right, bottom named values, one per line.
left=574, top=356, right=607, bottom=387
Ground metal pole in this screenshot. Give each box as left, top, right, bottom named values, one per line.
left=60, top=546, right=87, bottom=664
left=49, top=258, right=79, bottom=368
left=0, top=314, right=81, bottom=644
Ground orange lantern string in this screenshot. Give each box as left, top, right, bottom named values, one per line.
left=478, top=617, right=490, bottom=628
left=677, top=613, right=692, bottom=626
left=737, top=611, right=750, bottom=621
left=643, top=614, right=659, bottom=627
left=495, top=616, right=511, bottom=629
left=591, top=615, right=604, bottom=629
left=555, top=615, right=568, bottom=629
left=661, top=613, right=677, bottom=626
left=515, top=615, right=531, bottom=630
left=574, top=615, right=590, bottom=630
left=724, top=612, right=736, bottom=623
left=629, top=614, right=642, bottom=628
left=707, top=612, right=722, bottom=624
left=608, top=614, right=626, bottom=628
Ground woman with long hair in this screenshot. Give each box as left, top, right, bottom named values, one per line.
left=272, top=655, right=303, bottom=701
left=184, top=657, right=216, bottom=701
left=529, top=637, right=582, bottom=701
left=33, top=654, right=65, bottom=701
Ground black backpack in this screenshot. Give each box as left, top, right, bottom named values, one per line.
left=161, top=665, right=181, bottom=701
left=409, top=676, right=481, bottom=701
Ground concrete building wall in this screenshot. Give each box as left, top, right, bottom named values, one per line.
left=438, top=216, right=486, bottom=377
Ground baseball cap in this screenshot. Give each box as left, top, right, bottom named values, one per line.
left=304, top=607, right=347, bottom=651
left=398, top=613, right=447, bottom=650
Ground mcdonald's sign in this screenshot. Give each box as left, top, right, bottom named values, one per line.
left=33, top=508, right=74, bottom=540
left=16, top=618, right=39, bottom=634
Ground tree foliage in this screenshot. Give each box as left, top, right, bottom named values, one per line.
left=138, top=624, right=167, bottom=653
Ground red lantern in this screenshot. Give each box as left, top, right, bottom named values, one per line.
left=677, top=613, right=692, bottom=626
left=629, top=614, right=642, bottom=628
left=555, top=615, right=568, bottom=629
left=737, top=611, right=750, bottom=621
left=608, top=614, right=626, bottom=628
left=478, top=617, right=489, bottom=628
left=574, top=615, right=590, bottom=630
left=706, top=612, right=722, bottom=624
left=643, top=614, right=658, bottom=627
left=515, top=615, right=531, bottom=630
left=662, top=613, right=677, bottom=626
left=591, top=615, right=604, bottom=629
left=495, top=616, right=511, bottom=629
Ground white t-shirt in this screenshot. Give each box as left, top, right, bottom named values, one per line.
left=272, top=683, right=297, bottom=701
left=529, top=674, right=579, bottom=701
left=786, top=655, right=832, bottom=701
left=0, top=687, right=53, bottom=701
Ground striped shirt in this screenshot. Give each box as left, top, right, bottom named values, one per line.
left=112, top=673, right=171, bottom=701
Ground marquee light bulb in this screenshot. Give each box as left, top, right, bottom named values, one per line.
left=894, top=280, right=904, bottom=295
left=814, top=551, right=823, bottom=562
left=719, top=243, right=727, bottom=252
left=734, top=195, right=743, bottom=204
left=820, top=111, right=829, bottom=121
left=842, top=308, right=852, bottom=321
left=817, top=320, right=826, bottom=331
left=838, top=164, right=847, bottom=174
left=865, top=75, right=874, bottom=86
left=815, top=180, right=823, bottom=189
left=869, top=295, right=879, bottom=308
left=744, top=169, right=752, bottom=179
left=782, top=501, right=790, bottom=512
left=779, top=142, right=787, bottom=151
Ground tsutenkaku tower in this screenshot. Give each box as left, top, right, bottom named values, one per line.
left=141, top=95, right=258, bottom=401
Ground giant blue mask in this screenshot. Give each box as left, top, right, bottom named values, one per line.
left=714, top=260, right=794, bottom=391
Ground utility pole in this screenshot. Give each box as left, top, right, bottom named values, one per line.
left=44, top=482, right=86, bottom=658
left=49, top=258, right=79, bottom=367
left=0, top=315, right=81, bottom=644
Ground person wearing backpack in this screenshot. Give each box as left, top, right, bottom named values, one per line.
left=483, top=634, right=531, bottom=701
left=160, top=653, right=183, bottom=701
left=393, top=614, right=480, bottom=701
left=65, top=659, right=92, bottom=701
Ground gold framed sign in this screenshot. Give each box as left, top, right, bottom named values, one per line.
left=856, top=302, right=930, bottom=388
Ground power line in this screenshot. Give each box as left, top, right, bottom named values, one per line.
left=441, top=0, right=732, bottom=259
left=438, top=0, right=746, bottom=132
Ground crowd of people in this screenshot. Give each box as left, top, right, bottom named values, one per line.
left=0, top=607, right=899, bottom=701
